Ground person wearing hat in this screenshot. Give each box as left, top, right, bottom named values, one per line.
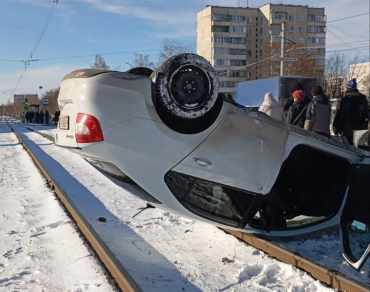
left=304, top=85, right=331, bottom=138
left=285, top=90, right=307, bottom=128
left=333, top=78, right=369, bottom=145
left=258, top=92, right=285, bottom=121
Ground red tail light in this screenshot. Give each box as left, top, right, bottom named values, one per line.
left=75, top=113, right=104, bottom=143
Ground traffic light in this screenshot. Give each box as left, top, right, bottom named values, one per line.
left=24, top=98, right=28, bottom=106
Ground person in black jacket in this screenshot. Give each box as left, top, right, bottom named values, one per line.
left=285, top=90, right=307, bottom=128
left=304, top=85, right=331, bottom=138
left=333, top=78, right=369, bottom=145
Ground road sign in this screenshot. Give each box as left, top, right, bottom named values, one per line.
left=271, top=57, right=297, bottom=62
left=42, top=97, right=49, bottom=107
left=20, top=101, right=28, bottom=106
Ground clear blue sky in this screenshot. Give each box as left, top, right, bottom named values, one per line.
left=0, top=0, right=369, bottom=104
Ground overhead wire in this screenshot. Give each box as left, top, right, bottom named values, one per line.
left=8, top=0, right=59, bottom=95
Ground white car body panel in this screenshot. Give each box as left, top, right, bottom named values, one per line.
left=55, top=69, right=369, bottom=238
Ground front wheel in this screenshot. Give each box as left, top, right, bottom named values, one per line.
left=155, top=53, right=221, bottom=134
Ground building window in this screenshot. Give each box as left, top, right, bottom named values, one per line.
left=230, top=48, right=246, bottom=55
left=246, top=17, right=251, bottom=23
left=230, top=59, right=246, bottom=66
left=299, top=37, right=304, bottom=44
left=307, top=37, right=326, bottom=44
left=214, top=26, right=229, bottom=33
left=231, top=37, right=246, bottom=44
left=298, top=49, right=305, bottom=55
left=299, top=15, right=304, bottom=22
left=230, top=26, right=246, bottom=33
left=274, top=25, right=282, bottom=32
left=316, top=26, right=326, bottom=33
left=246, top=40, right=252, bottom=45
left=288, top=15, right=294, bottom=21
left=214, top=37, right=231, bottom=43
left=215, top=48, right=230, bottom=55
left=274, top=14, right=283, bottom=19
left=215, top=59, right=230, bottom=66
left=230, top=70, right=246, bottom=77
left=247, top=72, right=252, bottom=78
left=315, top=59, right=326, bottom=66
left=299, top=26, right=304, bottom=33
left=246, top=28, right=252, bottom=35
left=246, top=50, right=252, bottom=57
left=289, top=26, right=294, bottom=32
left=271, top=35, right=280, bottom=42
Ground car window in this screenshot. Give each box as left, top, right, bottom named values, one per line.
left=164, top=171, right=256, bottom=227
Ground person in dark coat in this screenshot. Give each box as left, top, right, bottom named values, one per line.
left=282, top=82, right=303, bottom=114
left=285, top=90, right=307, bottom=128
left=39, top=110, right=44, bottom=124
left=54, top=110, right=60, bottom=125
left=333, top=78, right=369, bottom=145
left=30, top=111, right=35, bottom=123
left=35, top=111, right=40, bottom=124
left=45, top=110, right=50, bottom=125
left=304, top=85, right=331, bottom=138
left=26, top=111, right=30, bottom=123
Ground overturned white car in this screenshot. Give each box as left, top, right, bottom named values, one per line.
left=55, top=54, right=369, bottom=270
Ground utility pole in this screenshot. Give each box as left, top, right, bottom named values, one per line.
left=280, top=20, right=286, bottom=76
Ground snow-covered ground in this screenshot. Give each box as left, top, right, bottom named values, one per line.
left=1, top=117, right=369, bottom=292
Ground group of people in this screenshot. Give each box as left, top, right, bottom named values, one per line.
left=22, top=110, right=50, bottom=125
left=258, top=78, right=369, bottom=145
left=21, top=110, right=60, bottom=125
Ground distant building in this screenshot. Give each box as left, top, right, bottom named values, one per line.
left=197, top=4, right=326, bottom=95
left=13, top=94, right=39, bottom=105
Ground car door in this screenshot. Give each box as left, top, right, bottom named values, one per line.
left=340, top=159, right=370, bottom=270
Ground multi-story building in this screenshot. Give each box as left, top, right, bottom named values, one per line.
left=13, top=94, right=39, bottom=105
left=197, top=4, right=326, bottom=95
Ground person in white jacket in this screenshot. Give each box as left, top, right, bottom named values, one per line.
left=258, top=92, right=285, bottom=121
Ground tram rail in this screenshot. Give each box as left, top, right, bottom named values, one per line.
left=9, top=121, right=370, bottom=292
left=8, top=121, right=142, bottom=292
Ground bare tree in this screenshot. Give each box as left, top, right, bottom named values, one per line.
left=91, top=54, right=110, bottom=70
left=43, top=87, right=60, bottom=112
left=259, top=43, right=317, bottom=79
left=325, top=52, right=347, bottom=98
left=156, top=39, right=194, bottom=68
left=132, top=53, right=155, bottom=69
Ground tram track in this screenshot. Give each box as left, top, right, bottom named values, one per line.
left=8, top=120, right=370, bottom=292
left=8, top=121, right=142, bottom=292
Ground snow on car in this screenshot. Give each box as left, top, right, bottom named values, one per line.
left=54, top=53, right=370, bottom=270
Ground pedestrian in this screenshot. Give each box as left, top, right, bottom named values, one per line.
left=282, top=82, right=303, bottom=114
left=30, top=111, right=35, bottom=123
left=45, top=110, right=50, bottom=125
left=39, top=110, right=44, bottom=125
left=259, top=92, right=285, bottom=121
left=25, top=111, right=30, bottom=123
left=333, top=78, right=369, bottom=145
left=285, top=90, right=307, bottom=128
left=304, top=85, right=331, bottom=138
left=54, top=110, right=60, bottom=125
left=21, top=112, right=25, bottom=123
left=35, top=111, right=40, bottom=124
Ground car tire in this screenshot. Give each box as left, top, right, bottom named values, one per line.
left=127, top=67, right=153, bottom=77
left=155, top=53, right=221, bottom=134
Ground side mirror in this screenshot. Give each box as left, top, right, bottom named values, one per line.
left=341, top=218, right=370, bottom=270
left=340, top=162, right=370, bottom=270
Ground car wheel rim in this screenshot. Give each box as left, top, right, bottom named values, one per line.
left=169, top=64, right=210, bottom=110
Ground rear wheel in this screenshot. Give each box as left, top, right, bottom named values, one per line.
left=155, top=53, right=221, bottom=134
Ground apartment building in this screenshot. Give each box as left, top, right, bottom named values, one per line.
left=13, top=94, right=39, bottom=105
left=197, top=4, right=326, bottom=95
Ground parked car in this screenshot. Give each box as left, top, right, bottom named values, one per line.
left=55, top=54, right=370, bottom=270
